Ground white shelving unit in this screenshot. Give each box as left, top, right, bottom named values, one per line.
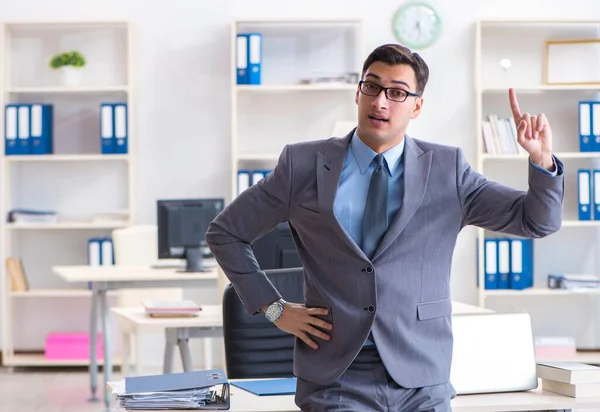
left=229, top=18, right=364, bottom=201
left=0, top=21, right=135, bottom=367
left=475, top=20, right=600, bottom=362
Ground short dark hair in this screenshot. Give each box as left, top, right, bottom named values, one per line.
left=361, top=44, right=430, bottom=95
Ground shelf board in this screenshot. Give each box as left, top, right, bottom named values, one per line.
left=8, top=289, right=119, bottom=298
left=481, top=85, right=600, bottom=93
left=483, top=287, right=600, bottom=297
left=4, top=154, right=129, bottom=162
left=561, top=220, right=600, bottom=227
left=7, top=85, right=129, bottom=94
left=236, top=84, right=356, bottom=92
left=235, top=18, right=362, bottom=24
left=237, top=153, right=280, bottom=161
left=4, top=352, right=122, bottom=367
left=6, top=221, right=128, bottom=230
left=482, top=152, right=600, bottom=160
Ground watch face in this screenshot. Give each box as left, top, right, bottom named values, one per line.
left=392, top=2, right=442, bottom=49
left=266, top=303, right=282, bottom=321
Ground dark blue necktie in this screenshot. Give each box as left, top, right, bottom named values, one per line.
left=362, top=154, right=389, bottom=259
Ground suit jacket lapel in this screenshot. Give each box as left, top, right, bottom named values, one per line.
left=317, top=129, right=368, bottom=259
left=372, top=136, right=432, bottom=261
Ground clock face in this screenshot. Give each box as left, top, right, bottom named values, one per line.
left=392, top=2, right=442, bottom=49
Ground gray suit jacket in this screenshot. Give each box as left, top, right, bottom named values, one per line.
left=206, top=130, right=564, bottom=388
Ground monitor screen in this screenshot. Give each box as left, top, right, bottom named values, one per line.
left=157, top=198, right=224, bottom=272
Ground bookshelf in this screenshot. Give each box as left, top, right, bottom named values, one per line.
left=0, top=21, right=135, bottom=367
left=229, top=18, right=364, bottom=201
left=475, top=20, right=600, bottom=362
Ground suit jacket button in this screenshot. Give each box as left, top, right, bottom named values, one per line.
left=367, top=305, right=375, bottom=313
left=364, top=265, right=374, bottom=274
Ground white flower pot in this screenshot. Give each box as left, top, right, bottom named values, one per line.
left=61, top=66, right=84, bottom=87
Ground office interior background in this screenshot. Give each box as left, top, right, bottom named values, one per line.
left=1, top=0, right=600, bottom=410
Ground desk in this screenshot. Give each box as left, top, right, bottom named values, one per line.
left=52, top=264, right=218, bottom=409
left=108, top=378, right=600, bottom=412
left=111, top=305, right=223, bottom=375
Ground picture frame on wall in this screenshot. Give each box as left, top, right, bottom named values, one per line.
left=543, top=38, right=600, bottom=85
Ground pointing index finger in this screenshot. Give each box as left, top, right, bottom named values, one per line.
left=509, top=88, right=522, bottom=120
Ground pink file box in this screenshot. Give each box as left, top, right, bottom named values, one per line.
left=44, top=332, right=103, bottom=360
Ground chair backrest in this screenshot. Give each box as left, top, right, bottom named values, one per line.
left=222, top=267, right=304, bottom=379
left=112, top=224, right=182, bottom=305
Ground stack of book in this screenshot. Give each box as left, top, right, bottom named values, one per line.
left=537, top=362, right=600, bottom=397
left=142, top=300, right=201, bottom=318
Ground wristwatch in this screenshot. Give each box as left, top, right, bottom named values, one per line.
left=265, top=298, right=286, bottom=323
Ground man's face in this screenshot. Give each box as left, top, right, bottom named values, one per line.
left=355, top=61, right=423, bottom=149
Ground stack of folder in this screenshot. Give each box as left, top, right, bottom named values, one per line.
left=537, top=362, right=600, bottom=398
left=142, top=300, right=201, bottom=318
left=112, top=369, right=230, bottom=410
left=481, top=238, right=533, bottom=290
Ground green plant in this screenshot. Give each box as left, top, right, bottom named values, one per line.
left=49, top=51, right=86, bottom=69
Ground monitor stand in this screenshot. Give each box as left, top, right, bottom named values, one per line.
left=179, top=246, right=209, bottom=273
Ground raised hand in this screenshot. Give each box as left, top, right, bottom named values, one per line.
left=273, top=302, right=332, bottom=350
left=509, top=88, right=554, bottom=170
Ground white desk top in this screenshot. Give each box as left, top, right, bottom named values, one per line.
left=111, top=305, right=223, bottom=328
left=451, top=301, right=494, bottom=315
left=109, top=378, right=600, bottom=412
left=52, top=265, right=218, bottom=283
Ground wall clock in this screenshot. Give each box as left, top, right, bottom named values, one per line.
left=392, top=2, right=442, bottom=49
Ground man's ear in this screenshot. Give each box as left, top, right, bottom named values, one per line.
left=411, top=97, right=424, bottom=119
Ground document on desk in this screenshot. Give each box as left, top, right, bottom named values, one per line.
left=111, top=369, right=230, bottom=410
left=232, top=377, right=297, bottom=396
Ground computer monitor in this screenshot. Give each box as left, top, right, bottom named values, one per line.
left=157, top=198, right=224, bottom=272
left=252, top=222, right=302, bottom=270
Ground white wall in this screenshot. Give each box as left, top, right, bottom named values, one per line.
left=1, top=0, right=598, bottom=367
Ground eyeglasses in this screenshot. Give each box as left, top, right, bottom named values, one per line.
left=358, top=80, right=420, bottom=102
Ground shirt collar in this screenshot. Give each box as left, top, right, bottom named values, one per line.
left=350, top=129, right=405, bottom=175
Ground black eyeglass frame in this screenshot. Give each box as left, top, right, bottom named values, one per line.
left=358, top=80, right=420, bottom=102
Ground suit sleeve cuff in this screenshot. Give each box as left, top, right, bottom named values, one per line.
left=530, top=155, right=560, bottom=177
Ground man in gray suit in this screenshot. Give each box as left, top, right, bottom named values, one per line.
left=206, top=44, right=563, bottom=411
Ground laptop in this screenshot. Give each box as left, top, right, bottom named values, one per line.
left=450, top=312, right=538, bottom=395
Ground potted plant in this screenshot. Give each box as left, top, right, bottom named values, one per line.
left=49, top=50, right=86, bottom=86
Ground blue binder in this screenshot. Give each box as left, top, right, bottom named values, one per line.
left=4, top=104, right=18, bottom=155
left=578, top=169, right=592, bottom=220
left=579, top=101, right=593, bottom=152
left=497, top=238, right=510, bottom=289
left=232, top=377, right=297, bottom=396
left=247, top=33, right=262, bottom=85
left=509, top=239, right=533, bottom=290
left=237, top=170, right=251, bottom=195
left=30, top=104, right=53, bottom=155
left=251, top=170, right=266, bottom=185
left=594, top=170, right=600, bottom=221
left=236, top=34, right=249, bottom=84
left=100, top=103, right=115, bottom=154
left=484, top=239, right=498, bottom=289
left=87, top=238, right=102, bottom=266
left=16, top=104, right=31, bottom=155
left=113, top=103, right=128, bottom=154
left=592, top=102, right=600, bottom=151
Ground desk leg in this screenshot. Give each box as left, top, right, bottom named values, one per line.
left=100, top=289, right=112, bottom=409
left=88, top=288, right=99, bottom=402
left=163, top=329, right=176, bottom=374
left=178, top=334, right=194, bottom=372
left=203, top=338, right=212, bottom=370
left=121, top=328, right=131, bottom=377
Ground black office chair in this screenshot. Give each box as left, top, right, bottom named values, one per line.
left=222, top=267, right=304, bottom=379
